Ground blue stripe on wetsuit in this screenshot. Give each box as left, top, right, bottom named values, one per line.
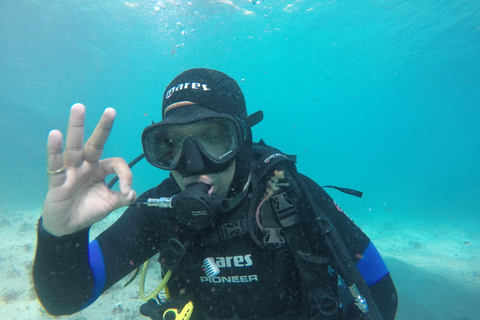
left=80, top=239, right=106, bottom=309
left=356, top=242, right=389, bottom=286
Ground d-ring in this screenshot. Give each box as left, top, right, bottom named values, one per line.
left=47, top=164, right=67, bottom=174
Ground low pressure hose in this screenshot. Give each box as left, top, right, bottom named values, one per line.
left=139, top=260, right=172, bottom=302
left=311, top=199, right=383, bottom=320
left=278, top=163, right=384, bottom=320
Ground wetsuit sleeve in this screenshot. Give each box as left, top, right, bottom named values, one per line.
left=32, top=204, right=163, bottom=316
left=299, top=174, right=398, bottom=320
left=33, top=179, right=179, bottom=316
left=33, top=219, right=93, bottom=315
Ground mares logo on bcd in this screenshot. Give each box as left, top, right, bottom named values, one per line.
left=200, top=254, right=258, bottom=284
left=213, top=254, right=253, bottom=268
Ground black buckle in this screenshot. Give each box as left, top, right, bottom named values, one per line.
left=270, top=192, right=299, bottom=228
left=262, top=228, right=285, bottom=245
left=219, top=219, right=248, bottom=241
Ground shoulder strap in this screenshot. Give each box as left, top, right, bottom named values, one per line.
left=251, top=140, right=297, bottom=179
left=241, top=141, right=298, bottom=249
left=259, top=158, right=341, bottom=318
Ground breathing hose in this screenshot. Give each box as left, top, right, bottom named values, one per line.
left=278, top=163, right=384, bottom=320
left=107, top=153, right=145, bottom=189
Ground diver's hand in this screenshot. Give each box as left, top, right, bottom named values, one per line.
left=42, top=103, right=137, bottom=237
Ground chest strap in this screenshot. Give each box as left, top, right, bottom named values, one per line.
left=219, top=219, right=249, bottom=241
left=218, top=191, right=299, bottom=247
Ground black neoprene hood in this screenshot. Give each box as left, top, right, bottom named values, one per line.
left=162, top=68, right=247, bottom=120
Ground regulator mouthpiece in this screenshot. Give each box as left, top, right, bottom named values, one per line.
left=172, top=182, right=229, bottom=230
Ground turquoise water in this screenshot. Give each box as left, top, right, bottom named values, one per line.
left=1, top=0, right=479, bottom=219
left=1, top=0, right=479, bottom=318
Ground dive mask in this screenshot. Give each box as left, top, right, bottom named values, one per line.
left=142, top=116, right=245, bottom=172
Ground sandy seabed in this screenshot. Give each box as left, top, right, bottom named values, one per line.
left=1, top=206, right=478, bottom=320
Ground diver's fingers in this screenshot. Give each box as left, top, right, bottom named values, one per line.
left=64, top=103, right=86, bottom=168
left=46, top=129, right=67, bottom=188
left=112, top=187, right=137, bottom=208
left=99, top=158, right=135, bottom=202
left=84, top=108, right=116, bottom=163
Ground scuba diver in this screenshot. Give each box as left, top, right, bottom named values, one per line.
left=33, top=68, right=398, bottom=319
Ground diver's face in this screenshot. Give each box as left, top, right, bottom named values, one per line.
left=171, top=158, right=236, bottom=197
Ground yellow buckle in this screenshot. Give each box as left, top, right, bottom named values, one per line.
left=163, top=301, right=194, bottom=320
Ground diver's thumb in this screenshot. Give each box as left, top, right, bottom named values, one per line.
left=115, top=188, right=137, bottom=207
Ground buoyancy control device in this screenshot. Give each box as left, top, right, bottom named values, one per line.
left=108, top=140, right=386, bottom=320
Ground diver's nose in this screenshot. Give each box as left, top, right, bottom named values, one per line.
left=182, top=138, right=205, bottom=175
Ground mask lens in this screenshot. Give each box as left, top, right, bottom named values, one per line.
left=143, top=118, right=241, bottom=169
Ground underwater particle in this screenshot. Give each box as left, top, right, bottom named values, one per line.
left=27, top=290, right=36, bottom=301
left=112, top=303, right=124, bottom=315
left=241, top=78, right=245, bottom=82
left=409, top=241, right=422, bottom=249
left=283, top=4, right=293, bottom=12
left=124, top=2, right=139, bottom=7
left=1, top=289, right=24, bottom=303
left=155, top=1, right=166, bottom=11
left=7, top=268, right=22, bottom=278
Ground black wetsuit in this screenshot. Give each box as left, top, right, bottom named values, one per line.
left=33, top=173, right=398, bottom=319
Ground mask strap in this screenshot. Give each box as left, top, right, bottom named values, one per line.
left=245, top=111, right=264, bottom=128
